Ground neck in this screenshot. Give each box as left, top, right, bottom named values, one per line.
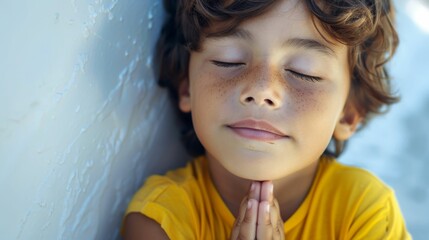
left=272, top=161, right=319, bottom=220
left=206, top=153, right=319, bottom=221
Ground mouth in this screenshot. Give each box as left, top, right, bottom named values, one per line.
left=227, top=119, right=289, bottom=141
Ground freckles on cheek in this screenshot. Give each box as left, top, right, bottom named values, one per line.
left=290, top=87, right=339, bottom=147
left=191, top=72, right=235, bottom=114
left=289, top=87, right=325, bottom=115
left=203, top=71, right=242, bottom=101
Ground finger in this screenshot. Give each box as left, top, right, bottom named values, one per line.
left=271, top=198, right=285, bottom=240
left=256, top=201, right=272, bottom=239
left=260, top=181, right=273, bottom=203
left=230, top=182, right=261, bottom=239
left=231, top=197, right=249, bottom=239
left=249, top=181, right=261, bottom=201
left=231, top=199, right=258, bottom=240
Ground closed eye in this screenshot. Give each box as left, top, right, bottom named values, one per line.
left=286, top=69, right=322, bottom=82
left=211, top=60, right=245, bottom=68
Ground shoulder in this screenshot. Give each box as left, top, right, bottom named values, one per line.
left=123, top=213, right=169, bottom=240
left=318, top=156, right=391, bottom=197
left=316, top=156, right=394, bottom=218
left=313, top=156, right=411, bottom=239
left=123, top=158, right=205, bottom=239
left=127, top=159, right=202, bottom=211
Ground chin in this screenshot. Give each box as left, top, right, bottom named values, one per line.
left=231, top=167, right=281, bottom=181
left=225, top=154, right=284, bottom=181
left=209, top=145, right=291, bottom=180
left=241, top=174, right=275, bottom=181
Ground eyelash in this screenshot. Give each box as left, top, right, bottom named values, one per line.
left=286, top=69, right=322, bottom=82
left=211, top=61, right=321, bottom=82
left=211, top=60, right=245, bottom=68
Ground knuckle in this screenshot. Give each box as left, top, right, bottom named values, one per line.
left=275, top=225, right=284, bottom=240
left=261, top=215, right=271, bottom=225
left=234, top=220, right=241, bottom=229
left=243, top=216, right=253, bottom=224
left=233, top=219, right=244, bottom=231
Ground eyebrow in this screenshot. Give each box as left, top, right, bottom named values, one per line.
left=283, top=38, right=336, bottom=57
left=207, top=28, right=336, bottom=57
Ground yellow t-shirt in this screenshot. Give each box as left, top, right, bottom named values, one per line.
left=125, top=155, right=411, bottom=239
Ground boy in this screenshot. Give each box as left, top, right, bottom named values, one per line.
left=123, top=0, right=411, bottom=239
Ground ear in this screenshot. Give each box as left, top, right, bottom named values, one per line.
left=333, top=102, right=362, bottom=141
left=178, top=78, right=191, bottom=113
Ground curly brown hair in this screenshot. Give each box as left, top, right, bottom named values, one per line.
left=156, top=0, right=399, bottom=157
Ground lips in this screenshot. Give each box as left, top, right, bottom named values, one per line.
left=227, top=119, right=288, bottom=141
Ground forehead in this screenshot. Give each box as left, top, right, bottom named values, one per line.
left=202, top=0, right=345, bottom=56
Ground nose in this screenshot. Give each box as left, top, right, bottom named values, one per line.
left=239, top=69, right=282, bottom=109
left=240, top=94, right=279, bottom=107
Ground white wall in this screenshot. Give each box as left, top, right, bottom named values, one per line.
left=0, top=0, right=428, bottom=239
left=0, top=1, right=188, bottom=239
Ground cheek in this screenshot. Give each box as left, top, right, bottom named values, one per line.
left=287, top=87, right=343, bottom=155
left=286, top=85, right=326, bottom=117
left=289, top=84, right=345, bottom=132
left=192, top=69, right=242, bottom=106
left=189, top=71, right=235, bottom=123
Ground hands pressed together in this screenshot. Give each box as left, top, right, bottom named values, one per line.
left=230, top=181, right=285, bottom=240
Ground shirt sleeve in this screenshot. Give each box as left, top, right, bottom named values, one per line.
left=124, top=176, right=199, bottom=240
left=348, top=189, right=412, bottom=240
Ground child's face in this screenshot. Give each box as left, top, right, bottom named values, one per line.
left=179, top=0, right=360, bottom=180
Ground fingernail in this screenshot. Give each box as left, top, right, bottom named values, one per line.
left=247, top=200, right=252, bottom=209
left=250, top=182, right=255, bottom=192
left=269, top=183, right=273, bottom=195
left=265, top=203, right=270, bottom=213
